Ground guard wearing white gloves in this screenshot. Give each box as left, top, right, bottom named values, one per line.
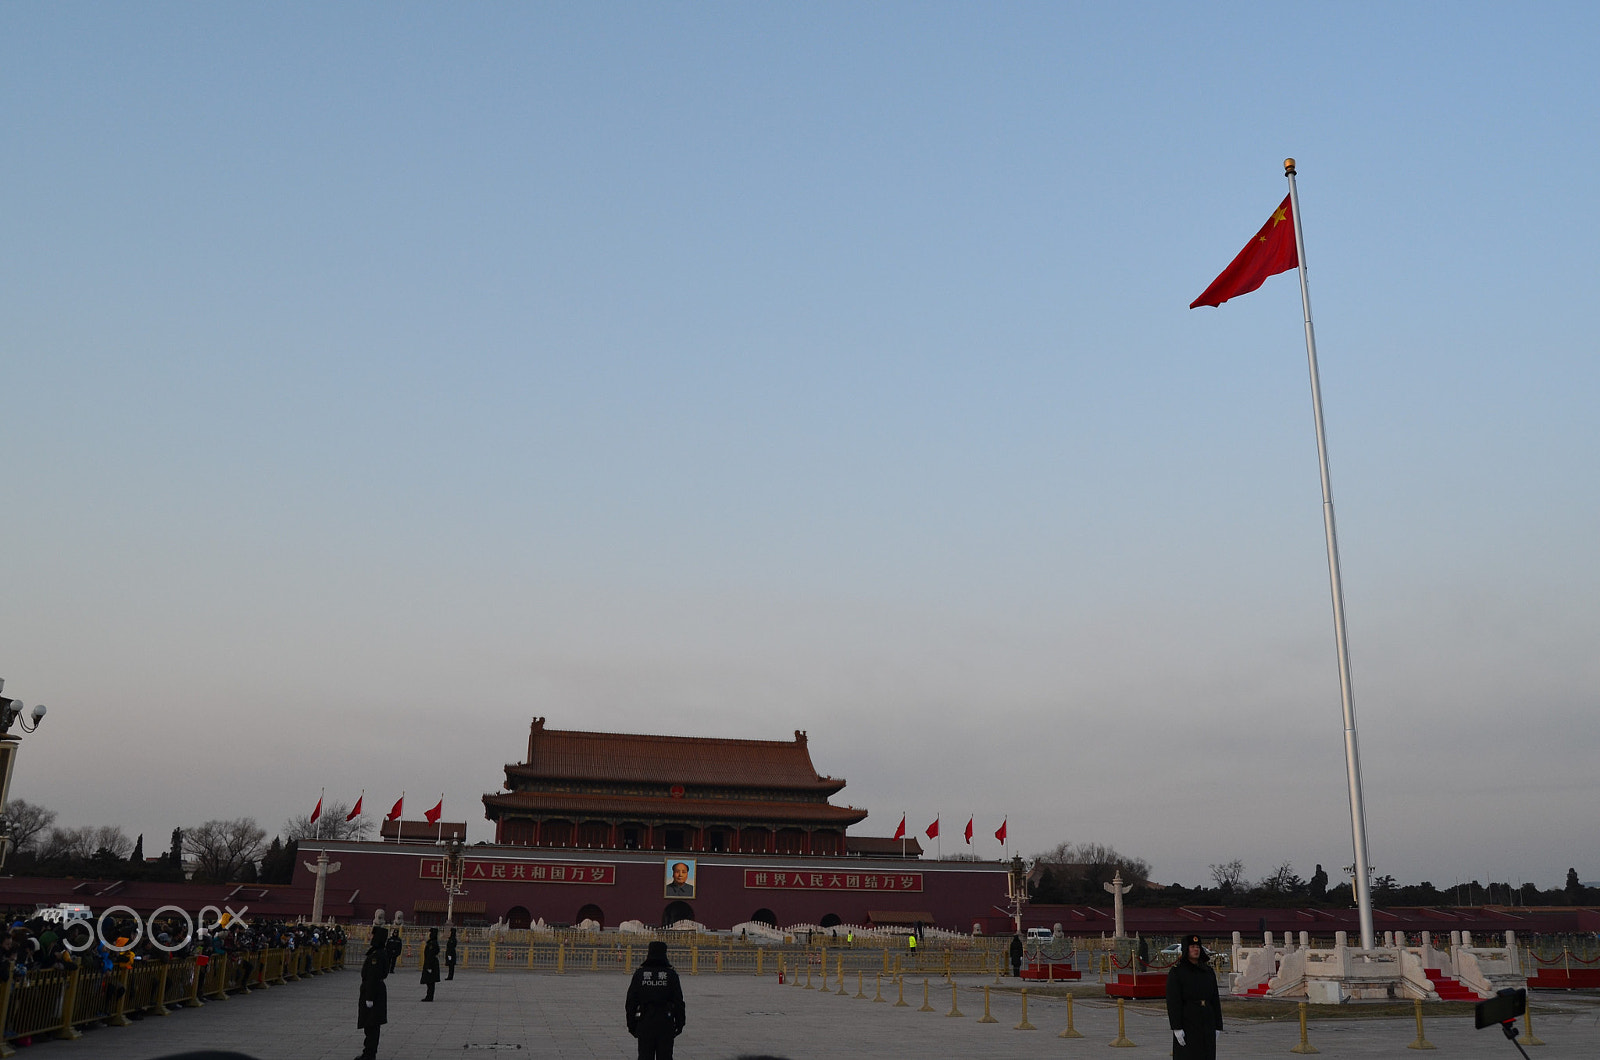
left=1165, top=933, right=1222, bottom=1059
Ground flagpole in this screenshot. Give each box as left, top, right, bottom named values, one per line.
left=1284, top=157, right=1375, bottom=952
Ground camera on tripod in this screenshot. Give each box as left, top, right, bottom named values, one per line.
left=1475, top=988, right=1528, bottom=1058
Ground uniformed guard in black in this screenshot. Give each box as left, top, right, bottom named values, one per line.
left=625, top=940, right=685, bottom=1060
left=445, top=928, right=458, bottom=980
left=1009, top=933, right=1024, bottom=977
left=385, top=927, right=403, bottom=974
left=421, top=927, right=441, bottom=1001
left=356, top=927, right=390, bottom=1060
left=1165, top=933, right=1223, bottom=1060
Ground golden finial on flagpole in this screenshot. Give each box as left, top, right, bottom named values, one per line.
left=1284, top=158, right=1297, bottom=174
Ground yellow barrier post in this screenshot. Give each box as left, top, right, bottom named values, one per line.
left=185, top=959, right=203, bottom=1007
left=1406, top=999, right=1436, bottom=1050
left=856, top=969, right=867, bottom=999
left=977, top=984, right=998, bottom=1023
left=108, top=967, right=133, bottom=1026
left=557, top=942, right=566, bottom=975
left=527, top=943, right=535, bottom=970
left=919, top=977, right=935, bottom=1012
left=804, top=958, right=813, bottom=989
left=1058, top=993, right=1083, bottom=1038
left=692, top=946, right=699, bottom=976
left=947, top=981, right=964, bottom=1017
left=626, top=944, right=633, bottom=969
left=757, top=949, right=763, bottom=977
left=151, top=962, right=172, bottom=1017
left=1109, top=997, right=1135, bottom=1047
left=882, top=949, right=889, bottom=974
left=488, top=940, right=497, bottom=972
left=1290, top=1000, right=1319, bottom=1053
left=894, top=975, right=908, bottom=1007
left=209, top=954, right=230, bottom=1001
left=1015, top=987, right=1037, bottom=1030
left=57, top=966, right=83, bottom=1040
left=0, top=977, right=15, bottom=1058
left=873, top=973, right=885, bottom=1002
left=837, top=957, right=849, bottom=996
left=716, top=950, right=723, bottom=974
left=943, top=950, right=951, bottom=982
left=1518, top=1002, right=1546, bottom=1047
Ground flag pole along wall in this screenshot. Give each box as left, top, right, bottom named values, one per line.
left=1282, top=158, right=1376, bottom=952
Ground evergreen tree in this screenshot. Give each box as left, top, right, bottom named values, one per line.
left=128, top=834, right=145, bottom=865
left=1565, top=867, right=1582, bottom=900
left=169, top=828, right=183, bottom=864
left=1309, top=864, right=1328, bottom=900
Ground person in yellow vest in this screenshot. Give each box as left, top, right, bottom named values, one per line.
left=907, top=933, right=917, bottom=952
left=846, top=931, right=854, bottom=948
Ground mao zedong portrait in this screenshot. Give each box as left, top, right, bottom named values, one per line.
left=664, top=860, right=696, bottom=898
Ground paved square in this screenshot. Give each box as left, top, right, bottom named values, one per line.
left=18, top=969, right=1595, bottom=1059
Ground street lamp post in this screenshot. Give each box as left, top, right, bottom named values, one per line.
left=442, top=838, right=467, bottom=926
left=0, top=678, right=49, bottom=869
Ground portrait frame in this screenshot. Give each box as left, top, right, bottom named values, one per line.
left=663, top=857, right=697, bottom=899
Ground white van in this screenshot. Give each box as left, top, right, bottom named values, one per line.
left=1025, top=927, right=1053, bottom=942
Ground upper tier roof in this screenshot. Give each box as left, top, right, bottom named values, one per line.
left=506, top=718, right=847, bottom=793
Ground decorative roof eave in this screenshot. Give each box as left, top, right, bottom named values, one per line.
left=481, top=790, right=868, bottom=827
left=500, top=761, right=847, bottom=795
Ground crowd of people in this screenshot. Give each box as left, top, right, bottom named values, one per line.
left=0, top=906, right=346, bottom=1002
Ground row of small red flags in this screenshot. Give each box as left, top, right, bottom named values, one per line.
left=891, top=814, right=1007, bottom=845
left=308, top=792, right=443, bottom=826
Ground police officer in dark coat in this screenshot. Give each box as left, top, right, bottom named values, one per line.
left=356, top=928, right=390, bottom=1060
left=445, top=928, right=458, bottom=980
left=1009, top=933, right=1024, bottom=977
left=385, top=928, right=402, bottom=974
left=1166, top=933, right=1223, bottom=1060
left=421, top=928, right=441, bottom=1001
left=625, top=940, right=685, bottom=1060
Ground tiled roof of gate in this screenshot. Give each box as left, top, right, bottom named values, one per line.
left=504, top=719, right=846, bottom=793
left=482, top=789, right=868, bottom=826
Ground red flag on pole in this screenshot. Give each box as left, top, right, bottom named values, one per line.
left=385, top=795, right=404, bottom=822
left=892, top=815, right=906, bottom=841
left=346, top=794, right=363, bottom=822
left=995, top=818, right=1008, bottom=844
left=964, top=817, right=974, bottom=844
left=424, top=797, right=443, bottom=825
left=308, top=795, right=322, bottom=825
left=1189, top=195, right=1298, bottom=308
left=925, top=817, right=939, bottom=840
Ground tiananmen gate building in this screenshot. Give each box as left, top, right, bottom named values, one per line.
left=296, top=719, right=1009, bottom=930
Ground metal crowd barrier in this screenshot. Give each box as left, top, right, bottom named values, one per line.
left=0, top=945, right=344, bottom=1057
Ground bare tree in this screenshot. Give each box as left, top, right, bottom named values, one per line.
left=38, top=826, right=98, bottom=862
left=283, top=801, right=373, bottom=842
left=1260, top=861, right=1303, bottom=894
left=184, top=818, right=268, bottom=882
left=2, top=799, right=57, bottom=852
left=88, top=825, right=133, bottom=859
left=1209, top=859, right=1246, bottom=891
left=1033, top=841, right=1152, bottom=887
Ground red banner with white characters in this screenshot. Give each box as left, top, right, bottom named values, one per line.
left=419, top=858, right=615, bottom=884
left=744, top=869, right=922, bottom=892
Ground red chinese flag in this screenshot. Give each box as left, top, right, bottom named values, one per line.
left=892, top=815, right=906, bottom=841
left=964, top=817, right=974, bottom=844
left=385, top=796, right=404, bottom=822
left=345, top=795, right=363, bottom=822
left=925, top=817, right=939, bottom=840
left=308, top=796, right=322, bottom=825
left=424, top=797, right=443, bottom=825
left=1189, top=195, right=1298, bottom=309
left=995, top=818, right=1008, bottom=844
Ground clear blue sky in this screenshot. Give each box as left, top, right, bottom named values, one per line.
left=3, top=2, right=1596, bottom=891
